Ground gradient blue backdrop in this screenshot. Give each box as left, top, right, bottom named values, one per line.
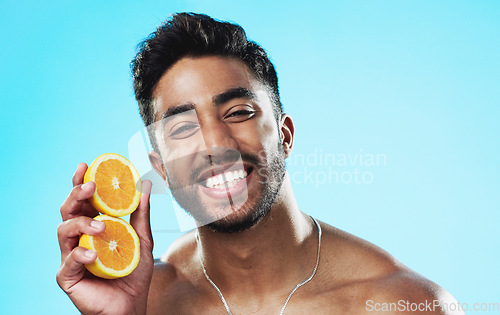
left=1, top=0, right=498, bottom=313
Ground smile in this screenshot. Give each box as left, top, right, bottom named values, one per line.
left=203, top=168, right=250, bottom=189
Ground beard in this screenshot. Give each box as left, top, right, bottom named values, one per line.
left=165, top=142, right=287, bottom=233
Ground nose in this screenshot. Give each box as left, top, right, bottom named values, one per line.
left=200, top=120, right=239, bottom=164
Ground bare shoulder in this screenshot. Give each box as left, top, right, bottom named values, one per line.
left=315, top=221, right=463, bottom=314
left=316, top=220, right=406, bottom=287
left=365, top=271, right=464, bottom=314
left=147, top=230, right=208, bottom=314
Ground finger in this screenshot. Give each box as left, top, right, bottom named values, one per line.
left=60, top=181, right=98, bottom=221
left=58, top=217, right=106, bottom=259
left=72, top=162, right=88, bottom=187
left=56, top=247, right=97, bottom=292
left=130, top=180, right=153, bottom=252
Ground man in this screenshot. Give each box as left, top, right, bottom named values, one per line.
left=57, top=13, right=462, bottom=314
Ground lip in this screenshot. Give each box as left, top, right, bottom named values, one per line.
left=198, top=168, right=253, bottom=200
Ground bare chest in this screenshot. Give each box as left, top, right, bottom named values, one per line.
left=150, top=282, right=370, bottom=314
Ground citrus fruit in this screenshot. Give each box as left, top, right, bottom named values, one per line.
left=84, top=153, right=142, bottom=217
left=79, top=215, right=140, bottom=279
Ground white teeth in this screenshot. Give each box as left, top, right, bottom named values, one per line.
left=204, top=169, right=248, bottom=188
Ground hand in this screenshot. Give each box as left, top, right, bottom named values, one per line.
left=57, top=162, right=154, bottom=314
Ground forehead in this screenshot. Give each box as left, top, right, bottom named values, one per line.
left=152, top=56, right=269, bottom=119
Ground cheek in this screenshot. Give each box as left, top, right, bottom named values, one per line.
left=235, top=118, right=279, bottom=147
left=257, top=119, right=281, bottom=151
left=160, top=145, right=201, bottom=183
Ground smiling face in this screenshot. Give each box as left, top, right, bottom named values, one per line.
left=149, top=56, right=292, bottom=233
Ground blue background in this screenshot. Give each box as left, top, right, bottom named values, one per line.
left=1, top=0, right=498, bottom=313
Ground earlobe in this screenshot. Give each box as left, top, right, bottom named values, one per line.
left=280, top=114, right=295, bottom=158
left=148, top=151, right=169, bottom=188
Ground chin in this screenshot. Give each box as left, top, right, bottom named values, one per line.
left=200, top=182, right=279, bottom=233
left=203, top=202, right=271, bottom=233
left=183, top=195, right=265, bottom=233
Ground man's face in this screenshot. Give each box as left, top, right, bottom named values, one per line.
left=151, top=56, right=287, bottom=233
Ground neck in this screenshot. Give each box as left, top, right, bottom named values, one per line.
left=196, top=174, right=318, bottom=299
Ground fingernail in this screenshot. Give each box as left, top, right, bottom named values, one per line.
left=84, top=250, right=96, bottom=259
left=90, top=220, right=105, bottom=229
left=81, top=183, right=89, bottom=190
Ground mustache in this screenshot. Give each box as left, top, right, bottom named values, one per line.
left=163, top=148, right=261, bottom=189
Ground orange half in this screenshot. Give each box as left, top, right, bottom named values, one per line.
left=84, top=153, right=142, bottom=217
left=79, top=215, right=140, bottom=279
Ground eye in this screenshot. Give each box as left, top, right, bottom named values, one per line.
left=224, top=109, right=256, bottom=122
left=169, top=122, right=199, bottom=139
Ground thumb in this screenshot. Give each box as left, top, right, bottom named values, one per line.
left=130, top=180, right=153, bottom=252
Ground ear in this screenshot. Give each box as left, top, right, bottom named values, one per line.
left=148, top=150, right=169, bottom=189
left=279, top=114, right=295, bottom=158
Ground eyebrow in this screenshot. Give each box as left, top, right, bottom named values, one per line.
left=159, top=87, right=256, bottom=121
left=212, top=87, right=257, bottom=106
left=161, top=103, right=195, bottom=121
